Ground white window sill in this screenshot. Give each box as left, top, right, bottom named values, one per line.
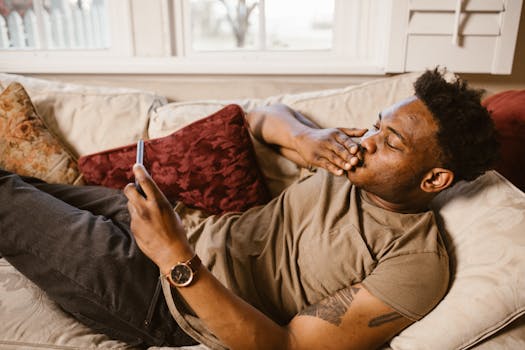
left=0, top=54, right=386, bottom=75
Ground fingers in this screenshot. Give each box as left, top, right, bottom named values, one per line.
left=349, top=155, right=360, bottom=167
left=316, top=153, right=361, bottom=176
left=320, top=140, right=350, bottom=170
left=324, top=129, right=365, bottom=172
left=132, top=163, right=162, bottom=201
left=314, top=156, right=345, bottom=176
left=123, top=182, right=144, bottom=204
left=338, top=127, right=368, bottom=138
left=125, top=164, right=170, bottom=213
left=332, top=132, right=357, bottom=156
left=299, top=127, right=366, bottom=176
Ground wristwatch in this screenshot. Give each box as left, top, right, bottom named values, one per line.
left=166, top=254, right=201, bottom=288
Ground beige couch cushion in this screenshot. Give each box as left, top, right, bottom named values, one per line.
left=473, top=315, right=525, bottom=349
left=0, top=73, right=166, bottom=157
left=390, top=171, right=525, bottom=350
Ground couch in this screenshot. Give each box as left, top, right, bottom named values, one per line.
left=0, top=72, right=524, bottom=350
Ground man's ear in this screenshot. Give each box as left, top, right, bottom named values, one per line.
left=420, top=168, right=454, bottom=193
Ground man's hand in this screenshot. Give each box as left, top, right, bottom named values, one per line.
left=123, top=164, right=194, bottom=275
left=292, top=127, right=367, bottom=176
left=246, top=104, right=367, bottom=176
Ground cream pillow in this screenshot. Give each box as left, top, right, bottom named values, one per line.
left=389, top=171, right=525, bottom=349
left=0, top=73, right=166, bottom=157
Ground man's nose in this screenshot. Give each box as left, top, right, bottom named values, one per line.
left=360, top=133, right=377, bottom=154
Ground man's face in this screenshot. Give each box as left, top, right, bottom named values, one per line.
left=346, top=96, right=443, bottom=203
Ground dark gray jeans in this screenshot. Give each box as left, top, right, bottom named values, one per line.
left=0, top=169, right=197, bottom=348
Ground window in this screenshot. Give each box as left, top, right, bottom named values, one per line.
left=0, top=0, right=110, bottom=49
left=189, top=0, right=334, bottom=51
left=0, top=0, right=521, bottom=74
left=174, top=0, right=388, bottom=74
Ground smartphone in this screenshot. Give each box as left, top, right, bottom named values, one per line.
left=135, top=139, right=147, bottom=198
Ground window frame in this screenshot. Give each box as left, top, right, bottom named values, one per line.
left=0, top=0, right=392, bottom=75
left=0, top=0, right=132, bottom=64
left=172, top=0, right=390, bottom=74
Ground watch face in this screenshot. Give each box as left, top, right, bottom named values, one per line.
left=170, top=264, right=193, bottom=287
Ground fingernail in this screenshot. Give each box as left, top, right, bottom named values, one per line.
left=133, top=164, right=145, bottom=179
left=344, top=163, right=351, bottom=170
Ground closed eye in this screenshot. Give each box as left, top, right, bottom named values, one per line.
left=385, top=137, right=400, bottom=150
left=374, top=116, right=401, bottom=151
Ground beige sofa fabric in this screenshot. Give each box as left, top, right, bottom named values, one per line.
left=0, top=73, right=166, bottom=157
left=474, top=315, right=525, bottom=349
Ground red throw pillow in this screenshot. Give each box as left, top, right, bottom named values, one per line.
left=78, top=104, right=270, bottom=214
left=483, top=90, right=525, bottom=192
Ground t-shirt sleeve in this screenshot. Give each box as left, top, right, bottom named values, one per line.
left=361, top=252, right=449, bottom=321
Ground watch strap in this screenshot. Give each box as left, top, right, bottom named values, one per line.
left=184, top=254, right=201, bottom=274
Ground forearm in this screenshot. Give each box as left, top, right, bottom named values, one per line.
left=126, top=168, right=296, bottom=349
left=167, top=259, right=294, bottom=350
left=246, top=104, right=318, bottom=152
left=245, top=104, right=366, bottom=174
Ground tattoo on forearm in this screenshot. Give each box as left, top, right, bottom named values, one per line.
left=368, top=312, right=403, bottom=327
left=298, top=286, right=360, bottom=326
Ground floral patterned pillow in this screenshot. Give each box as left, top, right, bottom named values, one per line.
left=0, top=82, right=83, bottom=184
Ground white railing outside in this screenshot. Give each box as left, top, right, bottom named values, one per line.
left=0, top=0, right=109, bottom=50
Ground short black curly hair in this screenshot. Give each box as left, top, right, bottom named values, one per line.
left=414, top=68, right=499, bottom=183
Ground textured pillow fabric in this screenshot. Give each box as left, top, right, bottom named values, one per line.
left=78, top=104, right=270, bottom=215
left=482, top=90, right=525, bottom=192
left=0, top=73, right=166, bottom=157
left=389, top=170, right=525, bottom=350
left=0, top=82, right=83, bottom=185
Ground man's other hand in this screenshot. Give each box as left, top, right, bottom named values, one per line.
left=293, top=127, right=367, bottom=176
left=124, top=164, right=194, bottom=275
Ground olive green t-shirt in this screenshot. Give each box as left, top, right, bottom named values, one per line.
left=184, top=169, right=449, bottom=326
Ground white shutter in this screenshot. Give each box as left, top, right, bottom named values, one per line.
left=386, top=0, right=523, bottom=74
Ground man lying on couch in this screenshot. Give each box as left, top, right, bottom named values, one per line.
left=0, top=69, right=499, bottom=349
